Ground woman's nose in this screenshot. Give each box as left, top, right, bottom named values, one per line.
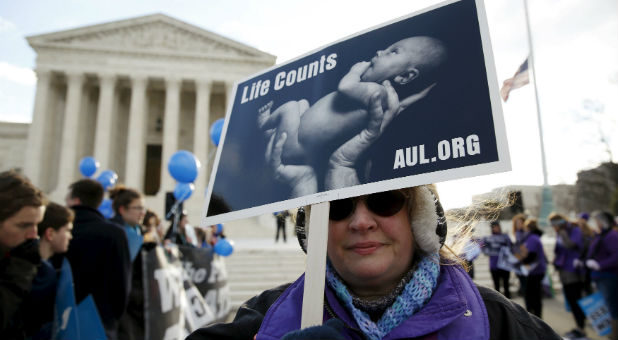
left=348, top=201, right=377, bottom=232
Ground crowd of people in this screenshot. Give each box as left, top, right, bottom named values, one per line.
left=0, top=171, right=224, bottom=339
left=1, top=166, right=616, bottom=340
left=478, top=211, right=618, bottom=340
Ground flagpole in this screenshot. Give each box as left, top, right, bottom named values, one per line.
left=523, top=0, right=553, bottom=225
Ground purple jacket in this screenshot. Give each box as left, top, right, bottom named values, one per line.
left=522, top=233, right=547, bottom=276
left=256, top=265, right=489, bottom=340
left=586, top=229, right=618, bottom=277
left=553, top=223, right=583, bottom=273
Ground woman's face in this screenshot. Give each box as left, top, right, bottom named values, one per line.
left=327, top=198, right=414, bottom=296
left=121, top=198, right=146, bottom=226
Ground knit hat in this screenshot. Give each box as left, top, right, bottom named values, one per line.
left=295, top=185, right=447, bottom=254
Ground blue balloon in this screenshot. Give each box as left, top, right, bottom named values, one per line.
left=210, top=119, right=225, bottom=147
left=168, top=150, right=200, bottom=183
left=216, top=223, right=223, bottom=234
left=79, top=157, right=99, bottom=177
left=214, top=238, right=234, bottom=256
left=173, top=182, right=195, bottom=202
left=96, top=170, right=118, bottom=190
left=98, top=198, right=113, bottom=218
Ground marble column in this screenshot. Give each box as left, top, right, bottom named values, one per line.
left=92, top=73, right=116, bottom=171
left=225, top=81, right=235, bottom=112
left=53, top=71, right=84, bottom=197
left=24, top=69, right=52, bottom=186
left=124, top=75, right=148, bottom=191
left=160, top=77, right=181, bottom=195
left=193, top=79, right=212, bottom=203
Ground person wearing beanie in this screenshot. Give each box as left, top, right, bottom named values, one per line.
left=586, top=211, right=618, bottom=340
left=188, top=85, right=559, bottom=340
left=188, top=185, right=561, bottom=340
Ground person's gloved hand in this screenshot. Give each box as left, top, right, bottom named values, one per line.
left=281, top=319, right=346, bottom=340
left=573, top=258, right=583, bottom=268
left=10, top=239, right=41, bottom=265
left=585, top=259, right=601, bottom=271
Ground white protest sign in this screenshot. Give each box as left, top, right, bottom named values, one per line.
left=202, top=0, right=508, bottom=226
left=201, top=0, right=507, bottom=329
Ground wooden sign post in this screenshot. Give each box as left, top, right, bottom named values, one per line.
left=300, top=201, right=330, bottom=328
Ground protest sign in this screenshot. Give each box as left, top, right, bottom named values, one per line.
left=143, top=246, right=230, bottom=339
left=203, top=0, right=509, bottom=225
left=578, top=292, right=613, bottom=337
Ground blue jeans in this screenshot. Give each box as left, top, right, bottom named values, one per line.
left=595, top=275, right=618, bottom=318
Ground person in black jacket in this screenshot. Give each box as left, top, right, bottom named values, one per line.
left=65, top=179, right=131, bottom=340
left=0, top=170, right=47, bottom=340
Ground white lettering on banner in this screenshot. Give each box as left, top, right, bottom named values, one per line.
left=185, top=285, right=214, bottom=330
left=394, top=134, right=482, bottom=170
left=154, top=267, right=183, bottom=313
left=182, top=262, right=207, bottom=284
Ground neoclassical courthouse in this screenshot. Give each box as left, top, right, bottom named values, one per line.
left=1, top=14, right=276, bottom=223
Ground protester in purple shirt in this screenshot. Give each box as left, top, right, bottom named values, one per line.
left=549, top=212, right=587, bottom=339
left=586, top=211, right=618, bottom=339
left=481, top=221, right=512, bottom=298
left=513, top=218, right=547, bottom=318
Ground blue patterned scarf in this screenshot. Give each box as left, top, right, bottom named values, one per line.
left=325, top=254, right=440, bottom=340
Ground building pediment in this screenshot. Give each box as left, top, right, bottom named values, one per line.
left=27, top=14, right=275, bottom=62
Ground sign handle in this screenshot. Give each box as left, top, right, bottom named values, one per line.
left=300, top=201, right=330, bottom=328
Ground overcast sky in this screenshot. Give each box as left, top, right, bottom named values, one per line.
left=0, top=0, right=616, bottom=210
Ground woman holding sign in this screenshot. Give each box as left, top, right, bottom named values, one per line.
left=188, top=92, right=560, bottom=340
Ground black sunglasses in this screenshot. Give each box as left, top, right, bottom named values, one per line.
left=329, top=190, right=407, bottom=221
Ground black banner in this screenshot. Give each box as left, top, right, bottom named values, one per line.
left=143, top=246, right=231, bottom=340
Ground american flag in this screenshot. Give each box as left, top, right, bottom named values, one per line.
left=500, top=58, right=530, bottom=101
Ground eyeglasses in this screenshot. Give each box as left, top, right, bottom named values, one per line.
left=329, top=190, right=407, bottom=221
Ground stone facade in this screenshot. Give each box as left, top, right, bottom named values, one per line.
left=0, top=122, right=29, bottom=173
left=575, top=162, right=618, bottom=214
left=22, top=14, right=276, bottom=224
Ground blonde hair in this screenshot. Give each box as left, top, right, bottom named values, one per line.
left=511, top=213, right=527, bottom=236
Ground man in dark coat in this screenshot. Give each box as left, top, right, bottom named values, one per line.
left=65, top=179, right=131, bottom=340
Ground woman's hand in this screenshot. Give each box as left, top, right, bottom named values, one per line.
left=266, top=132, right=317, bottom=197
left=325, top=87, right=392, bottom=189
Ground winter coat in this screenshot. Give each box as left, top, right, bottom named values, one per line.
left=586, top=228, right=618, bottom=277
left=65, top=205, right=132, bottom=340
left=553, top=223, right=583, bottom=273
left=0, top=252, right=39, bottom=339
left=187, top=265, right=560, bottom=340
